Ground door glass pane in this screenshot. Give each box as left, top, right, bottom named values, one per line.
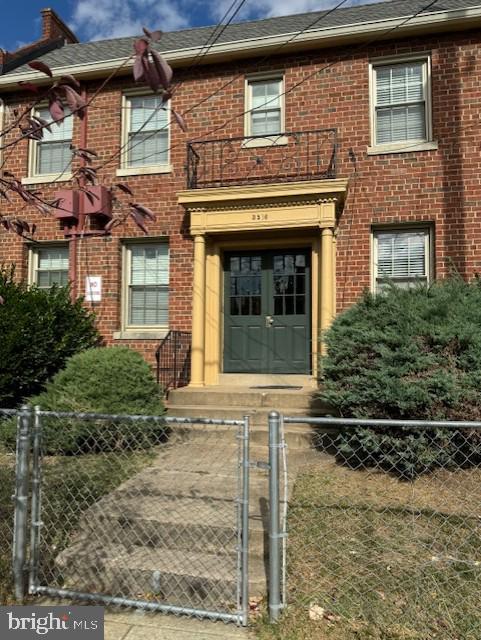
left=273, top=252, right=308, bottom=316
left=228, top=255, right=262, bottom=316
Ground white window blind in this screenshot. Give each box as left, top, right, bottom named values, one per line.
left=127, top=95, right=169, bottom=167
left=375, top=229, right=430, bottom=291
left=374, top=61, right=427, bottom=145
left=128, top=243, right=169, bottom=326
left=35, top=107, right=73, bottom=175
left=35, top=246, right=69, bottom=288
left=249, top=79, right=282, bottom=136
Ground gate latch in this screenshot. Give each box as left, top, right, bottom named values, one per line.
left=249, top=460, right=270, bottom=470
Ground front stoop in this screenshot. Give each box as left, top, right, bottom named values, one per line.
left=54, top=382, right=326, bottom=612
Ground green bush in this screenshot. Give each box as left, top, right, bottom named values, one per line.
left=320, top=279, right=481, bottom=477
left=1, top=347, right=165, bottom=454
left=0, top=265, right=99, bottom=408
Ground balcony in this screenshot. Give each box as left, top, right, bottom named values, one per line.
left=186, top=128, right=337, bottom=190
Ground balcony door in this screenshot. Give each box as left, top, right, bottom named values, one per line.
left=223, top=249, right=310, bottom=373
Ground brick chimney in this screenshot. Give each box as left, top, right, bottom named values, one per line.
left=41, top=8, right=79, bottom=44
left=0, top=8, right=78, bottom=75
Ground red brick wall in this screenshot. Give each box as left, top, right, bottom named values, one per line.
left=1, top=28, right=481, bottom=366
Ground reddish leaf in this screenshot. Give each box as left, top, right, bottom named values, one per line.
left=131, top=210, right=149, bottom=234
left=17, top=81, right=40, bottom=93
left=78, top=147, right=98, bottom=157
left=149, top=30, right=162, bottom=42
left=134, top=38, right=149, bottom=55
left=132, top=203, right=155, bottom=221
left=115, top=183, right=134, bottom=195
left=59, top=74, right=81, bottom=89
left=49, top=97, right=65, bottom=123
left=83, top=189, right=98, bottom=205
left=63, top=86, right=86, bottom=112
left=150, top=49, right=172, bottom=90
left=172, top=109, right=187, bottom=132
left=28, top=60, right=53, bottom=78
left=104, top=218, right=122, bottom=232
left=133, top=55, right=145, bottom=82
left=31, top=223, right=37, bottom=236
left=34, top=116, right=52, bottom=133
left=0, top=295, right=4, bottom=305
left=145, top=62, right=161, bottom=93
left=162, top=90, right=172, bottom=104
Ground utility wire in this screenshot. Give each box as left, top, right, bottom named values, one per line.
left=105, top=0, right=439, bottom=171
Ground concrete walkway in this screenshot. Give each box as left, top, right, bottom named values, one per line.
left=104, top=609, right=254, bottom=639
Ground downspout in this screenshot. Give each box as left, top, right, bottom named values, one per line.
left=68, top=88, right=87, bottom=299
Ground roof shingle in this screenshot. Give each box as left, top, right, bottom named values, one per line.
left=6, top=0, right=481, bottom=75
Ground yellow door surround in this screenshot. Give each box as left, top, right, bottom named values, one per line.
left=177, top=179, right=348, bottom=387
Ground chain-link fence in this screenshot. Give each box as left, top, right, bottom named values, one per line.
left=275, top=415, right=481, bottom=640
left=3, top=408, right=250, bottom=624
left=0, top=409, right=18, bottom=605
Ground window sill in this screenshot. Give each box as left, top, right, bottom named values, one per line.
left=22, top=173, right=73, bottom=185
left=116, top=165, right=172, bottom=177
left=241, top=135, right=288, bottom=149
left=113, top=330, right=169, bottom=340
left=367, top=141, right=438, bottom=156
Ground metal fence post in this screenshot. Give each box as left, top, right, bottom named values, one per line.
left=241, top=415, right=250, bottom=626
left=268, top=411, right=281, bottom=622
left=13, top=404, right=32, bottom=602
left=29, top=406, right=42, bottom=594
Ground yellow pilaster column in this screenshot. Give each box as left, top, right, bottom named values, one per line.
left=320, top=227, right=335, bottom=348
left=190, top=234, right=206, bottom=387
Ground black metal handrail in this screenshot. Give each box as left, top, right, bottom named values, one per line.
left=186, top=128, right=337, bottom=189
left=155, top=330, right=191, bottom=392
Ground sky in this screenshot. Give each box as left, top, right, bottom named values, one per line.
left=0, top=0, right=376, bottom=51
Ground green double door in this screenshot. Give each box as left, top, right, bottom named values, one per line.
left=224, top=249, right=311, bottom=374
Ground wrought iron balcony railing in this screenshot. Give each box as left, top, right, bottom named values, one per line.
left=186, top=128, right=337, bottom=189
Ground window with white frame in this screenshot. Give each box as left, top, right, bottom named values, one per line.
left=124, top=242, right=169, bottom=328
left=373, top=228, right=432, bottom=292
left=124, top=95, right=169, bottom=168
left=30, top=244, right=69, bottom=288
left=371, top=59, right=431, bottom=147
left=32, top=107, right=73, bottom=176
left=247, top=78, right=283, bottom=137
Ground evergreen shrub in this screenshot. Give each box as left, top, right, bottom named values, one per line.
left=1, top=347, right=165, bottom=454
left=320, top=279, right=481, bottom=477
left=0, top=265, right=99, bottom=407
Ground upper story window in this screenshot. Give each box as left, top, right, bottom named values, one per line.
left=30, top=244, right=69, bottom=289
left=372, top=227, right=432, bottom=293
left=370, top=57, right=434, bottom=153
left=246, top=77, right=284, bottom=137
left=123, top=242, right=169, bottom=328
left=119, top=94, right=170, bottom=175
left=31, top=107, right=73, bottom=177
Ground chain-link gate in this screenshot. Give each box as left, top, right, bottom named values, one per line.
left=14, top=407, right=250, bottom=625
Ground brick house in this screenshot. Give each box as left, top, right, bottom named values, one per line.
left=0, top=0, right=480, bottom=388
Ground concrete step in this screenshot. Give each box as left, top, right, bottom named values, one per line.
left=168, top=386, right=327, bottom=411
left=166, top=408, right=319, bottom=449
left=56, top=541, right=267, bottom=605
left=76, top=493, right=269, bottom=557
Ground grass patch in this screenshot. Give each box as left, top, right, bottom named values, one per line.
left=0, top=445, right=153, bottom=604
left=0, top=452, right=15, bottom=604
left=257, top=454, right=481, bottom=640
